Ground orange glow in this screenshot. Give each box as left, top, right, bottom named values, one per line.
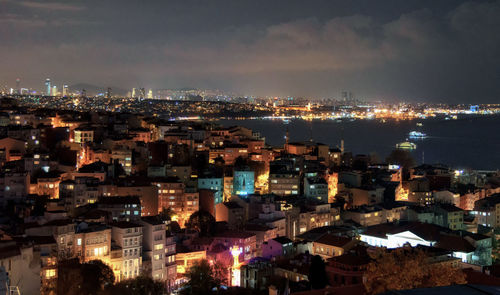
left=327, top=172, right=338, bottom=203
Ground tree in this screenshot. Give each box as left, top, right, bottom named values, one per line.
left=309, top=255, right=329, bottom=289
left=364, top=247, right=466, bottom=295
left=85, top=260, right=115, bottom=289
left=186, top=210, right=216, bottom=237
left=181, top=259, right=225, bottom=295
left=102, top=275, right=166, bottom=295
left=57, top=259, right=115, bottom=295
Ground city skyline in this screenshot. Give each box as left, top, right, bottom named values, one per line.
left=1, top=0, right=500, bottom=102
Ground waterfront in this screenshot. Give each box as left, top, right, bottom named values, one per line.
left=219, top=115, right=500, bottom=170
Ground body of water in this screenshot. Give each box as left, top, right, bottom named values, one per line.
left=218, top=115, right=500, bottom=170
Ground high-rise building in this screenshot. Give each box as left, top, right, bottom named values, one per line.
left=62, top=85, right=68, bottom=96
left=52, top=86, right=58, bottom=96
left=45, top=78, right=51, bottom=95
left=132, top=88, right=137, bottom=98
left=147, top=89, right=153, bottom=99
left=341, top=91, right=353, bottom=102
left=15, top=78, right=20, bottom=94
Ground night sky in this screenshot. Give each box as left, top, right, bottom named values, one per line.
left=1, top=0, right=500, bottom=102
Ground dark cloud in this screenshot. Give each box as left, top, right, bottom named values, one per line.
left=16, top=1, right=85, bottom=11
left=0, top=0, right=499, bottom=102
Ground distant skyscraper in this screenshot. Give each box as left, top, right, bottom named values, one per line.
left=62, top=85, right=68, bottom=96
left=341, top=91, right=353, bottom=102
left=132, top=88, right=137, bottom=98
left=45, top=78, right=51, bottom=95
left=52, top=86, right=58, bottom=96
left=147, top=89, right=153, bottom=99
left=15, top=78, right=20, bottom=94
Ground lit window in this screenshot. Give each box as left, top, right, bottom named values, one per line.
left=45, top=269, right=56, bottom=278
left=77, top=238, right=82, bottom=246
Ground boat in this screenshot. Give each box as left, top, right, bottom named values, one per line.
left=396, top=141, right=417, bottom=150
left=408, top=131, right=427, bottom=139
left=416, top=122, right=423, bottom=127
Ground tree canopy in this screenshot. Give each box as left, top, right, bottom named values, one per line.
left=56, top=259, right=115, bottom=295
left=102, top=275, right=166, bottom=295
left=186, top=210, right=216, bottom=237
left=181, top=259, right=228, bottom=295
left=364, top=247, right=467, bottom=294
left=309, top=255, right=329, bottom=289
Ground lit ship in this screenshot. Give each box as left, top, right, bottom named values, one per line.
left=408, top=131, right=427, bottom=139
left=396, top=141, right=417, bottom=150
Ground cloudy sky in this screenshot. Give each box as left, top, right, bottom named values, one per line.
left=1, top=0, right=499, bottom=102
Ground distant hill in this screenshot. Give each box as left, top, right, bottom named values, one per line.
left=69, top=83, right=127, bottom=96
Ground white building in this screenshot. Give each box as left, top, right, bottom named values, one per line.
left=111, top=222, right=143, bottom=281
left=138, top=217, right=166, bottom=281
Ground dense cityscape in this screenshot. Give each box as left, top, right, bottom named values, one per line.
left=2, top=1, right=500, bottom=295
left=0, top=93, right=499, bottom=295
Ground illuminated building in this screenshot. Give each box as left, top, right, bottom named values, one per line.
left=111, top=222, right=143, bottom=281
left=0, top=137, right=26, bottom=162
left=165, top=234, right=177, bottom=291
left=111, top=148, right=133, bottom=175
left=176, top=250, right=206, bottom=274
left=7, top=125, right=40, bottom=149
left=212, top=231, right=257, bottom=262
left=298, top=203, right=339, bottom=234
left=312, top=234, right=357, bottom=259
left=100, top=182, right=158, bottom=216
left=33, top=171, right=62, bottom=199
left=45, top=78, right=51, bottom=95
left=342, top=205, right=384, bottom=227
left=239, top=259, right=273, bottom=290
left=233, top=169, right=255, bottom=197
left=74, top=223, right=111, bottom=263
left=73, top=127, right=94, bottom=144
left=222, top=144, right=249, bottom=166
left=147, top=89, right=153, bottom=99
left=473, top=194, right=500, bottom=228
left=360, top=222, right=492, bottom=266
left=62, top=84, right=68, bottom=96
left=15, top=78, right=20, bottom=94
left=25, top=219, right=76, bottom=259
left=96, top=196, right=141, bottom=221
left=198, top=175, right=223, bottom=205
left=59, top=177, right=99, bottom=210
left=304, top=177, right=328, bottom=203
left=269, top=170, right=299, bottom=196
left=152, top=177, right=197, bottom=227
left=230, top=246, right=242, bottom=286
left=52, top=86, right=58, bottom=96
